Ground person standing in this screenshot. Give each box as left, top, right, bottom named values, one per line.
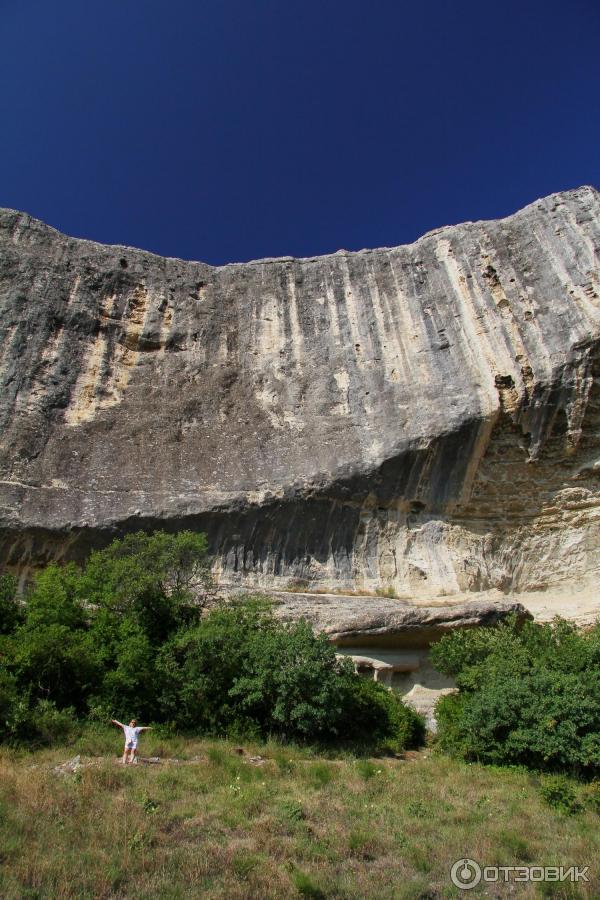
left=111, top=718, right=152, bottom=765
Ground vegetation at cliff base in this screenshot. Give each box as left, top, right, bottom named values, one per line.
left=0, top=532, right=422, bottom=754
left=431, top=616, right=600, bottom=776
left=2, top=535, right=600, bottom=896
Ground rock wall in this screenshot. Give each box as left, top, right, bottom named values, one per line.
left=1, top=187, right=599, bottom=598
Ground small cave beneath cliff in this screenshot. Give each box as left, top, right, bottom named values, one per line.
left=356, top=664, right=374, bottom=679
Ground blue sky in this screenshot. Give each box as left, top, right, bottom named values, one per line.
left=1, top=0, right=598, bottom=264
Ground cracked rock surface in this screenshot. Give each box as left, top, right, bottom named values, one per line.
left=271, top=592, right=532, bottom=646
left=1, top=186, right=599, bottom=606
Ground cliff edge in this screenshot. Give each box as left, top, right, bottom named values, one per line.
left=1, top=187, right=599, bottom=603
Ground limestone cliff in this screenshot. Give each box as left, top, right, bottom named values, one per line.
left=1, top=187, right=599, bottom=599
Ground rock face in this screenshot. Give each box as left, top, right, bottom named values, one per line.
left=272, top=593, right=532, bottom=646
left=1, top=186, right=599, bottom=600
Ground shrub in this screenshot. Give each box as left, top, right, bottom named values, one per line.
left=228, top=617, right=356, bottom=741
left=307, top=762, right=335, bottom=787
left=159, top=599, right=424, bottom=748
left=83, top=530, right=213, bottom=643
left=9, top=699, right=79, bottom=746
left=279, top=799, right=305, bottom=823
left=96, top=617, right=160, bottom=720
left=14, top=627, right=100, bottom=712
left=432, top=617, right=600, bottom=775
left=3, top=564, right=96, bottom=712
left=355, top=759, right=378, bottom=780
left=156, top=595, right=274, bottom=734
left=0, top=574, right=22, bottom=634
left=23, top=563, right=85, bottom=630
left=434, top=693, right=470, bottom=758
left=340, top=676, right=425, bottom=753
left=291, top=869, right=325, bottom=899
left=539, top=775, right=582, bottom=815
left=83, top=530, right=212, bottom=717
left=0, top=667, right=19, bottom=742
left=581, top=780, right=600, bottom=815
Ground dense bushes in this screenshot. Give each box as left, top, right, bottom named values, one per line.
left=0, top=532, right=423, bottom=752
left=156, top=598, right=423, bottom=750
left=0, top=574, right=22, bottom=634
left=340, top=676, right=425, bottom=754
left=431, top=616, right=600, bottom=775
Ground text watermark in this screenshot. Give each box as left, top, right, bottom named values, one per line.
left=450, top=858, right=590, bottom=890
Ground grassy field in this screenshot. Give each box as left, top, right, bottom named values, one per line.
left=0, top=730, right=598, bottom=899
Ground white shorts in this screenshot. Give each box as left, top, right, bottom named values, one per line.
left=126, top=741, right=138, bottom=750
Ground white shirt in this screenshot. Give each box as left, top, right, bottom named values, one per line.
left=123, top=725, right=141, bottom=746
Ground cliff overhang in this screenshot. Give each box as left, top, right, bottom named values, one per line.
left=1, top=186, right=599, bottom=608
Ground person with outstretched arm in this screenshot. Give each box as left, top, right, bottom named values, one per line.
left=111, top=718, right=152, bottom=765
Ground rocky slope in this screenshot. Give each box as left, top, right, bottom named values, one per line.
left=1, top=187, right=599, bottom=601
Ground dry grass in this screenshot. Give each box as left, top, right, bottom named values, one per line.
left=0, top=734, right=598, bottom=898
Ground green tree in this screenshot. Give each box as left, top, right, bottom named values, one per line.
left=82, top=530, right=212, bottom=717
left=81, top=530, right=211, bottom=607
left=97, top=617, right=159, bottom=719
left=432, top=617, right=600, bottom=774
left=229, top=618, right=353, bottom=740
left=0, top=574, right=22, bottom=634
left=156, top=595, right=273, bottom=733
left=7, top=564, right=97, bottom=712
left=23, top=564, right=85, bottom=630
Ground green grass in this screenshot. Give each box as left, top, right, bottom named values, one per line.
left=0, top=730, right=598, bottom=898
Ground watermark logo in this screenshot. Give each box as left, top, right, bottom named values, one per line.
left=450, top=859, right=590, bottom=890
left=450, top=859, right=481, bottom=889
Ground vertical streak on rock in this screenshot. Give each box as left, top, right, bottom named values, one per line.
left=533, top=221, right=600, bottom=327
left=64, top=330, right=109, bottom=425
left=373, top=259, right=410, bottom=387
left=67, top=275, right=81, bottom=308
left=286, top=270, right=304, bottom=369
left=324, top=272, right=342, bottom=348
left=565, top=350, right=594, bottom=452
left=470, top=257, right=526, bottom=395
left=158, top=296, right=173, bottom=354
left=365, top=259, right=396, bottom=379
left=25, top=326, right=66, bottom=414
left=563, top=204, right=600, bottom=271
left=456, top=414, right=498, bottom=507
left=64, top=286, right=153, bottom=425
left=339, top=255, right=366, bottom=370
left=0, top=325, right=17, bottom=380
left=385, top=251, right=427, bottom=388
left=435, top=239, right=497, bottom=414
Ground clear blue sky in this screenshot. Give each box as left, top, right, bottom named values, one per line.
left=1, top=0, right=598, bottom=264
